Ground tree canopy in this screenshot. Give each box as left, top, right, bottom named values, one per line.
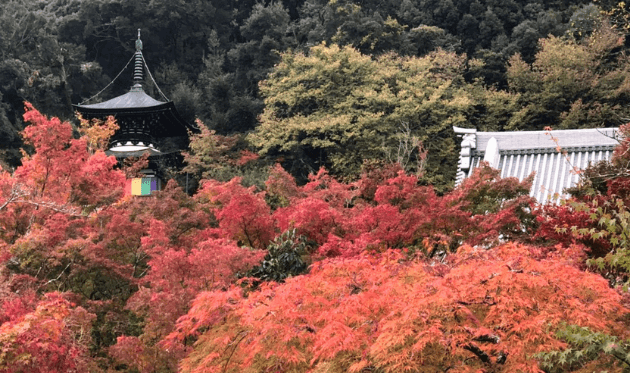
left=2, top=0, right=627, bottom=188
left=2, top=105, right=630, bottom=372
left=5, top=2, right=630, bottom=372
left=249, top=44, right=469, bottom=189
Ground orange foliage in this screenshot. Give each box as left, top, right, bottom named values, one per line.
left=167, top=243, right=628, bottom=373
left=0, top=292, right=96, bottom=373
left=16, top=102, right=125, bottom=207
left=76, top=114, right=119, bottom=154
left=196, top=178, right=274, bottom=249
left=1, top=106, right=617, bottom=373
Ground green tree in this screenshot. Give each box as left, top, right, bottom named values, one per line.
left=506, top=22, right=630, bottom=131
left=0, top=0, right=111, bottom=167
left=249, top=43, right=472, bottom=190
left=246, top=229, right=309, bottom=283
left=403, top=25, right=461, bottom=57
left=292, top=0, right=412, bottom=55
left=537, top=325, right=630, bottom=372
left=194, top=3, right=293, bottom=135
left=594, top=0, right=630, bottom=31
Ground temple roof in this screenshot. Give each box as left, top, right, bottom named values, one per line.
left=76, top=85, right=166, bottom=111
left=473, top=128, right=618, bottom=152
left=454, top=126, right=619, bottom=204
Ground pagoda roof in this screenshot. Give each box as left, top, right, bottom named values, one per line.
left=74, top=30, right=177, bottom=116
left=454, top=126, right=619, bottom=204
left=76, top=86, right=166, bottom=111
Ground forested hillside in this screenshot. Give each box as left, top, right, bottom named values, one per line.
left=5, top=1, right=630, bottom=372
left=3, top=0, right=630, bottom=187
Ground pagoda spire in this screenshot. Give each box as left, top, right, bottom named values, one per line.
left=132, top=29, right=143, bottom=91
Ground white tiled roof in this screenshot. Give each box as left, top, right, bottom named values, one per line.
left=454, top=127, right=619, bottom=204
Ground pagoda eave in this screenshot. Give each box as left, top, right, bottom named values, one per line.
left=74, top=101, right=170, bottom=117
left=73, top=102, right=194, bottom=138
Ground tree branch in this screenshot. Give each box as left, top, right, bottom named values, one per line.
left=609, top=348, right=630, bottom=367
left=463, top=343, right=491, bottom=364
left=13, top=199, right=82, bottom=217
left=223, top=331, right=248, bottom=373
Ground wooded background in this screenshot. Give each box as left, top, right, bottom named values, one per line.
left=4, top=0, right=630, bottom=190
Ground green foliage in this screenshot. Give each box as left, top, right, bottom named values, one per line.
left=458, top=162, right=534, bottom=216
left=250, top=43, right=470, bottom=190
left=0, top=0, right=111, bottom=167
left=569, top=4, right=604, bottom=40
left=183, top=121, right=270, bottom=190
left=537, top=324, right=630, bottom=372
left=247, top=229, right=309, bottom=283
left=542, top=121, right=630, bottom=285
left=579, top=197, right=630, bottom=288
left=466, top=81, right=521, bottom=132
left=404, top=25, right=461, bottom=56
left=0, top=0, right=617, bottom=181
left=292, top=0, right=411, bottom=55
left=196, top=3, right=291, bottom=135
left=595, top=0, right=630, bottom=31
left=506, top=23, right=630, bottom=131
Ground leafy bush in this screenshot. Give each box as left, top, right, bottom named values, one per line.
left=247, top=229, right=309, bottom=282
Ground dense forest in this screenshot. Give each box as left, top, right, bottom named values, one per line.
left=3, top=0, right=630, bottom=188
left=5, top=0, right=630, bottom=372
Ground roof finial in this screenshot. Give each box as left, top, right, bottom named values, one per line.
left=136, top=29, right=143, bottom=52
left=132, top=29, right=143, bottom=90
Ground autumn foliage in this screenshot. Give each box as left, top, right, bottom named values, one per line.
left=1, top=105, right=630, bottom=372
left=166, top=243, right=626, bottom=373
left=0, top=292, right=96, bottom=373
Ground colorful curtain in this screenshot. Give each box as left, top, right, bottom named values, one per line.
left=124, top=177, right=161, bottom=196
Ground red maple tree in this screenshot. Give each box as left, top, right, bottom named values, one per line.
left=166, top=242, right=627, bottom=373
left=3, top=106, right=627, bottom=373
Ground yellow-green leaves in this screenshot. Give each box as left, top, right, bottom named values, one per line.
left=250, top=44, right=471, bottom=190
left=506, top=23, right=630, bottom=131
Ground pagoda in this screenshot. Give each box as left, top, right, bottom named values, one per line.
left=74, top=30, right=197, bottom=195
